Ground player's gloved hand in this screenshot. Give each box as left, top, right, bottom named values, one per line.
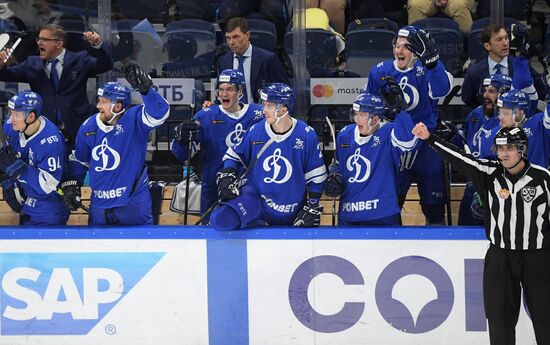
left=324, top=163, right=344, bottom=197
left=216, top=167, right=239, bottom=201
left=435, top=120, right=459, bottom=143
left=124, top=63, right=153, bottom=95
left=0, top=147, right=25, bottom=177
left=470, top=192, right=484, bottom=220
left=510, top=23, right=530, bottom=57
left=405, top=29, right=439, bottom=69
left=1, top=177, right=25, bottom=213
left=61, top=180, right=82, bottom=211
left=293, top=199, right=323, bottom=227
left=174, top=120, right=200, bottom=145
left=380, top=76, right=408, bottom=118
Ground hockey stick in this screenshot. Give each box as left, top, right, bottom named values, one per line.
left=3, top=37, right=21, bottom=64
left=183, top=88, right=196, bottom=225
left=194, top=137, right=275, bottom=225
left=325, top=116, right=338, bottom=226
left=439, top=84, right=461, bottom=225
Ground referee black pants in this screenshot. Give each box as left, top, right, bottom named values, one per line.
left=483, top=244, right=550, bottom=345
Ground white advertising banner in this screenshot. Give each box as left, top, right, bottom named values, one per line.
left=310, top=78, right=465, bottom=106
left=0, top=239, right=209, bottom=345
left=117, top=78, right=195, bottom=105
left=0, top=227, right=538, bottom=345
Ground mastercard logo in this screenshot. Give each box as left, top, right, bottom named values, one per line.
left=312, top=84, right=334, bottom=97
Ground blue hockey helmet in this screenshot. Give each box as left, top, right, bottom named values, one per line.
left=496, top=89, right=530, bottom=113
left=97, top=82, right=132, bottom=108
left=259, top=83, right=295, bottom=112
left=479, top=73, right=512, bottom=96
left=352, top=92, right=385, bottom=117
left=394, top=25, right=425, bottom=46
left=216, top=69, right=245, bottom=89
left=8, top=90, right=42, bottom=117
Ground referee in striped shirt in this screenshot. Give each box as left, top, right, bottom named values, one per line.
left=413, top=124, right=550, bottom=345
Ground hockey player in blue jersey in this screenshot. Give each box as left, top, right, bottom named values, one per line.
left=323, top=82, right=418, bottom=225
left=61, top=64, right=170, bottom=225
left=209, top=83, right=327, bottom=230
left=479, top=89, right=550, bottom=167
left=366, top=25, right=453, bottom=224
left=454, top=74, right=512, bottom=225
left=0, top=91, right=69, bottom=225
left=454, top=68, right=537, bottom=225
left=171, top=69, right=263, bottom=219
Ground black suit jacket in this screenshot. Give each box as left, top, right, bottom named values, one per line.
left=0, top=45, right=113, bottom=147
left=461, top=55, right=548, bottom=109
left=217, top=45, right=290, bottom=103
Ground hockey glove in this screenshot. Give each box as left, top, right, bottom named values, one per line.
left=216, top=167, right=239, bottom=201
left=470, top=192, right=484, bottom=220
left=293, top=199, right=323, bottom=227
left=435, top=120, right=459, bottom=143
left=61, top=180, right=82, bottom=211
left=510, top=23, right=530, bottom=57
left=324, top=173, right=344, bottom=197
left=380, top=76, right=408, bottom=118
left=174, top=120, right=200, bottom=145
left=1, top=178, right=25, bottom=213
left=124, top=63, right=153, bottom=95
left=0, top=147, right=25, bottom=177
left=405, top=29, right=439, bottom=70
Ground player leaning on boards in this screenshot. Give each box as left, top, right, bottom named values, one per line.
left=210, top=83, right=327, bottom=230
left=413, top=123, right=550, bottom=345
left=61, top=64, right=170, bottom=225
left=0, top=91, right=68, bottom=225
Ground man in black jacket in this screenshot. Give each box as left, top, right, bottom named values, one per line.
left=413, top=123, right=550, bottom=345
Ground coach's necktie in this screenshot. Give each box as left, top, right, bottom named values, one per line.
left=49, top=58, right=60, bottom=91
left=494, top=63, right=502, bottom=75
left=236, top=55, right=248, bottom=103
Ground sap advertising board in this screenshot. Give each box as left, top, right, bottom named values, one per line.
left=0, top=227, right=537, bottom=345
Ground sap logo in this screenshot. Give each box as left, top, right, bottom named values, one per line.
left=1, top=252, right=165, bottom=335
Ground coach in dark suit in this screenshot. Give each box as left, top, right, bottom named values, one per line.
left=217, top=17, right=289, bottom=103
left=0, top=24, right=113, bottom=148
left=461, top=24, right=543, bottom=108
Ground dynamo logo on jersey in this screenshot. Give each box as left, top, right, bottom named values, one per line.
left=0, top=252, right=165, bottom=335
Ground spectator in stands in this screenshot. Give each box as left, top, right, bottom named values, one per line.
left=217, top=17, right=290, bottom=103
left=306, top=0, right=347, bottom=35
left=353, top=0, right=407, bottom=27
left=407, top=0, right=474, bottom=33
left=366, top=25, right=454, bottom=225
left=0, top=24, right=113, bottom=150
left=461, top=24, right=543, bottom=109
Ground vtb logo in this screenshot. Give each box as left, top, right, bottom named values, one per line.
left=312, top=84, right=334, bottom=98
left=0, top=252, right=165, bottom=335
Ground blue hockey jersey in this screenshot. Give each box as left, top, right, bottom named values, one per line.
left=171, top=103, right=264, bottom=210
left=335, top=111, right=417, bottom=222
left=3, top=116, right=66, bottom=217
left=366, top=60, right=453, bottom=129
left=223, top=118, right=327, bottom=224
left=479, top=106, right=550, bottom=167
left=68, top=88, right=169, bottom=208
